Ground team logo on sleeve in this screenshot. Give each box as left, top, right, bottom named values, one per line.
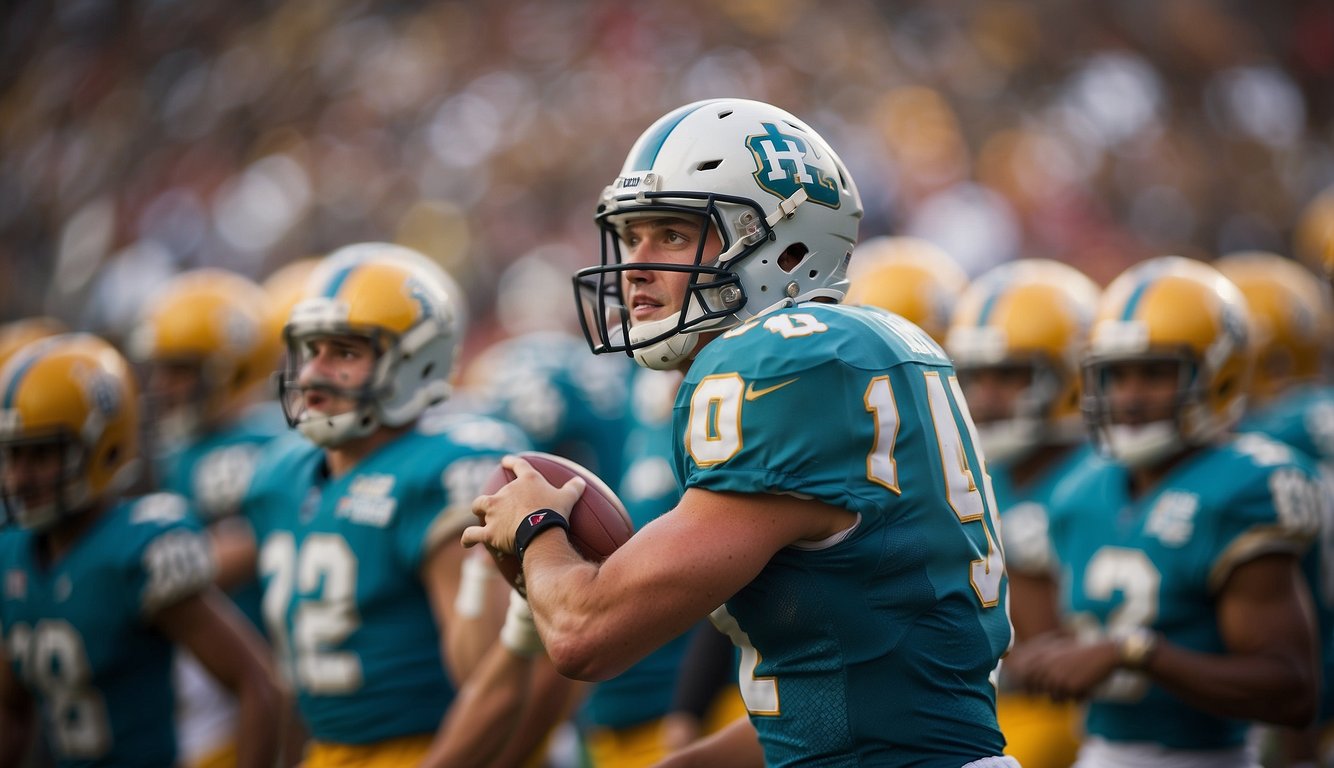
left=746, top=122, right=841, bottom=209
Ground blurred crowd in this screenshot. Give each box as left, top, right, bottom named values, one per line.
left=2, top=0, right=1333, bottom=358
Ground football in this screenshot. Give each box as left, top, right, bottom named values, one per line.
left=479, top=451, right=634, bottom=595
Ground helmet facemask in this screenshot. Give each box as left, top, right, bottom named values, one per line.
left=0, top=429, right=94, bottom=531
left=960, top=357, right=1078, bottom=466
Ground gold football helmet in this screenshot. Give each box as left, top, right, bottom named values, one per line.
left=947, top=259, right=1100, bottom=463
left=130, top=269, right=274, bottom=447
left=1215, top=251, right=1331, bottom=404
left=261, top=257, right=323, bottom=364
left=0, top=317, right=68, bottom=371
left=0, top=334, right=141, bottom=530
left=280, top=246, right=458, bottom=446
left=845, top=236, right=967, bottom=344
left=1083, top=256, right=1253, bottom=467
left=1295, top=185, right=1334, bottom=282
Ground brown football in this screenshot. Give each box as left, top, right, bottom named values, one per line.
left=479, top=451, right=634, bottom=596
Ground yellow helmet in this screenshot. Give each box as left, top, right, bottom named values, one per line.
left=130, top=269, right=274, bottom=445
left=1083, top=256, right=1253, bottom=467
left=0, top=334, right=141, bottom=530
left=281, top=246, right=459, bottom=446
left=261, top=257, right=323, bottom=364
left=1215, top=251, right=1332, bottom=404
left=845, top=236, right=966, bottom=344
left=946, top=259, right=1100, bottom=463
left=1295, top=186, right=1334, bottom=281
left=0, top=317, right=68, bottom=371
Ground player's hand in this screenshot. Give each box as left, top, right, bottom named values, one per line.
left=462, top=455, right=585, bottom=555
left=1008, top=633, right=1120, bottom=701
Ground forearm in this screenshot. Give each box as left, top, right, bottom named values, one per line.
left=233, top=671, right=283, bottom=768
left=521, top=533, right=629, bottom=680
left=488, top=657, right=586, bottom=768
left=650, top=715, right=763, bottom=768
left=1145, top=637, right=1316, bottom=726
left=0, top=705, right=33, bottom=768
left=419, top=644, right=532, bottom=768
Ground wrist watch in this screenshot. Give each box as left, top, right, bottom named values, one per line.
left=1118, top=627, right=1159, bottom=670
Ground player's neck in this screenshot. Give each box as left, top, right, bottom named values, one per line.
left=324, top=423, right=414, bottom=478
left=1007, top=443, right=1074, bottom=489
left=38, top=502, right=108, bottom=566
left=1127, top=445, right=1205, bottom=497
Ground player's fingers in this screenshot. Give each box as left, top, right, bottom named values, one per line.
left=558, top=475, right=586, bottom=500
left=460, top=524, right=486, bottom=549
left=502, top=454, right=537, bottom=478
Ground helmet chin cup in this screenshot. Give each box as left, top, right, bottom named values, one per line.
left=629, top=312, right=701, bottom=370
left=297, top=407, right=379, bottom=448
left=975, top=419, right=1040, bottom=466
left=1102, top=422, right=1182, bottom=468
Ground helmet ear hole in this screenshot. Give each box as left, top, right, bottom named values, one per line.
left=778, top=243, right=808, bottom=273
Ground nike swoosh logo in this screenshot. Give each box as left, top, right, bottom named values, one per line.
left=744, top=378, right=799, bottom=401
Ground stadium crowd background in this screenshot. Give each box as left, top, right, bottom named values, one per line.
left=1, top=0, right=1332, bottom=354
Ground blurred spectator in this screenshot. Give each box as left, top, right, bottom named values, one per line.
left=2, top=0, right=1332, bottom=343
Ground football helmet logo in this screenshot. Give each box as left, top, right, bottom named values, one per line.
left=574, top=99, right=862, bottom=370
left=947, top=259, right=1100, bottom=464
left=279, top=244, right=459, bottom=446
left=846, top=236, right=967, bottom=345
left=0, top=334, right=141, bottom=530
left=1215, top=251, right=1331, bottom=404
left=1083, top=257, right=1253, bottom=467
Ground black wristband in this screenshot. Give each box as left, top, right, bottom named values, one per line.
left=514, top=509, right=570, bottom=562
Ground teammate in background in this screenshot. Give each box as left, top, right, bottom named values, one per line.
left=1005, top=256, right=1324, bottom=767
left=1215, top=251, right=1334, bottom=768
left=579, top=365, right=745, bottom=767
left=1295, top=185, right=1334, bottom=290
left=467, top=98, right=1015, bottom=767
left=245, top=247, right=544, bottom=766
left=844, top=235, right=968, bottom=345
left=0, top=334, right=280, bottom=767
left=945, top=258, right=1101, bottom=768
left=129, top=268, right=283, bottom=768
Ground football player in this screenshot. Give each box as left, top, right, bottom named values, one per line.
left=245, top=245, right=545, bottom=767
left=844, top=235, right=968, bottom=345
left=1217, top=251, right=1334, bottom=767
left=466, top=98, right=1016, bottom=767
left=946, top=258, right=1101, bottom=768
left=1005, top=256, right=1324, bottom=767
left=130, top=268, right=285, bottom=768
left=0, top=334, right=280, bottom=767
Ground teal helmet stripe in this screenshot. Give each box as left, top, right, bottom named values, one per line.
left=629, top=102, right=711, bottom=171
left=977, top=287, right=1003, bottom=327
left=1121, top=278, right=1153, bottom=321
left=2, top=353, right=41, bottom=409
left=321, top=264, right=357, bottom=299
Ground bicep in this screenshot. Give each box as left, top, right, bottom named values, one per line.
left=592, top=487, right=849, bottom=639
left=1217, top=553, right=1317, bottom=664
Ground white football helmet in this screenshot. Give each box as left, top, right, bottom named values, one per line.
left=279, top=245, right=460, bottom=447
left=574, top=99, right=863, bottom=369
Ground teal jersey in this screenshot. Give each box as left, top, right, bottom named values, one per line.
left=583, top=368, right=692, bottom=730
left=1239, top=384, right=1334, bottom=719
left=245, top=414, right=529, bottom=745
left=467, top=331, right=632, bottom=481
left=0, top=495, right=213, bottom=767
left=990, top=444, right=1095, bottom=577
left=675, top=304, right=1011, bottom=768
left=1047, top=434, right=1321, bottom=749
left=155, top=416, right=282, bottom=630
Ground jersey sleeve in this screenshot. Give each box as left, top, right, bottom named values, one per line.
left=1208, top=438, right=1322, bottom=592
left=190, top=441, right=265, bottom=522
left=394, top=419, right=532, bottom=570
left=125, top=494, right=216, bottom=617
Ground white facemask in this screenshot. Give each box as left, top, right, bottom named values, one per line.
left=1102, top=421, right=1182, bottom=468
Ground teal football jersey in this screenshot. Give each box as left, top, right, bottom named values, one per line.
left=1238, top=384, right=1334, bottom=719
left=0, top=495, right=213, bottom=767
left=155, top=416, right=282, bottom=630
left=675, top=304, right=1011, bottom=768
left=245, top=414, right=529, bottom=745
left=467, top=331, right=632, bottom=481
left=1047, top=434, right=1321, bottom=749
left=583, top=367, right=693, bottom=730
left=990, top=444, right=1095, bottom=577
